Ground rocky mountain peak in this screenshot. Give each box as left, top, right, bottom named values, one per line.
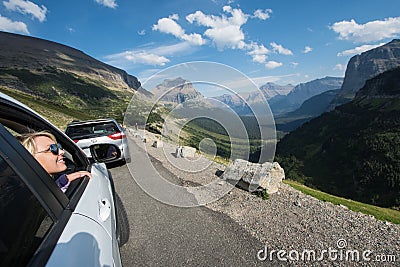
left=334, top=39, right=400, bottom=105
left=259, top=82, right=294, bottom=99
left=152, top=77, right=203, bottom=104
left=160, top=77, right=188, bottom=88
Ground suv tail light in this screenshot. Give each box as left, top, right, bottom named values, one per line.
left=108, top=132, right=126, bottom=140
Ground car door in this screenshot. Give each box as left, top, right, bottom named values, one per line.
left=0, top=123, right=67, bottom=267
left=46, top=161, right=121, bottom=267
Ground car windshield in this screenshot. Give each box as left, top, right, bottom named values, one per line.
left=66, top=122, right=118, bottom=139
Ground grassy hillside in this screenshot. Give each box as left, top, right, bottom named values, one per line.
left=0, top=67, right=134, bottom=122
left=0, top=86, right=93, bottom=130
left=276, top=68, right=400, bottom=209
left=284, top=180, right=400, bottom=224
left=0, top=32, right=148, bottom=129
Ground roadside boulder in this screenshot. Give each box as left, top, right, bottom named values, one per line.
left=175, top=146, right=196, bottom=158
left=223, top=159, right=285, bottom=194
left=181, top=146, right=196, bottom=158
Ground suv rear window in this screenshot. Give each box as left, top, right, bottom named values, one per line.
left=66, top=122, right=119, bottom=139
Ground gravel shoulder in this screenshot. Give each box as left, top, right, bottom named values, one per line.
left=130, top=130, right=399, bottom=266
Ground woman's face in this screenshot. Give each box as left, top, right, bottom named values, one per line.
left=33, top=136, right=67, bottom=174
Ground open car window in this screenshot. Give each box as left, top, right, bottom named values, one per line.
left=0, top=97, right=90, bottom=200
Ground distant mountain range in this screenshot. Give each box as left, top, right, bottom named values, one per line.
left=147, top=75, right=346, bottom=138
left=147, top=75, right=343, bottom=134
left=269, top=76, right=343, bottom=115
left=206, top=77, right=343, bottom=133
left=149, top=78, right=293, bottom=112
left=210, top=83, right=293, bottom=115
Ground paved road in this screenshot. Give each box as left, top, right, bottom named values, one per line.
left=110, top=139, right=273, bottom=266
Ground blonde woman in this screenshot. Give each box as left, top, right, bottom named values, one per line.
left=17, top=131, right=91, bottom=192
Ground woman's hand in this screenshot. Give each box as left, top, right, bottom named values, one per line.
left=66, top=171, right=92, bottom=182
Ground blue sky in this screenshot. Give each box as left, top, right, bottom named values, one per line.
left=1, top=0, right=400, bottom=89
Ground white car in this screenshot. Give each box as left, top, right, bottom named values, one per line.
left=65, top=118, right=131, bottom=164
left=0, top=92, right=129, bottom=267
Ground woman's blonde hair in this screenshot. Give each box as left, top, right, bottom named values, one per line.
left=17, top=131, right=57, bottom=155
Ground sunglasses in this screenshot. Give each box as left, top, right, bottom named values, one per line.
left=35, top=143, right=63, bottom=155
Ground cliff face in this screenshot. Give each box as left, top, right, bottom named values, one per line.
left=355, top=66, right=400, bottom=99
left=332, top=39, right=400, bottom=106
left=0, top=31, right=141, bottom=91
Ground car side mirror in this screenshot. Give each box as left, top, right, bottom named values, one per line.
left=89, top=144, right=121, bottom=163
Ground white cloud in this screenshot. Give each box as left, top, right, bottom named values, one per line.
left=205, top=24, right=245, bottom=50
left=253, top=9, right=272, bottom=20
left=94, top=0, right=117, bottom=9
left=246, top=42, right=270, bottom=63
left=291, top=62, right=299, bottom=68
left=105, top=50, right=169, bottom=66
left=153, top=14, right=184, bottom=37
left=149, top=42, right=193, bottom=56
left=0, top=14, right=29, bottom=33
left=181, top=33, right=206, bottom=46
left=270, top=42, right=293, bottom=55
left=331, top=17, right=400, bottom=43
left=3, top=0, right=47, bottom=22
left=186, top=5, right=248, bottom=50
left=265, top=61, right=283, bottom=69
left=251, top=54, right=267, bottom=64
left=337, top=43, right=385, bottom=56
left=303, top=46, right=313, bottom=53
left=138, top=29, right=146, bottom=36
left=153, top=14, right=206, bottom=46
left=104, top=42, right=193, bottom=67
left=152, top=6, right=280, bottom=65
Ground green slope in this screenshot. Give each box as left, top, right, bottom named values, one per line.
left=276, top=67, right=400, bottom=209
left=0, top=86, right=93, bottom=130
